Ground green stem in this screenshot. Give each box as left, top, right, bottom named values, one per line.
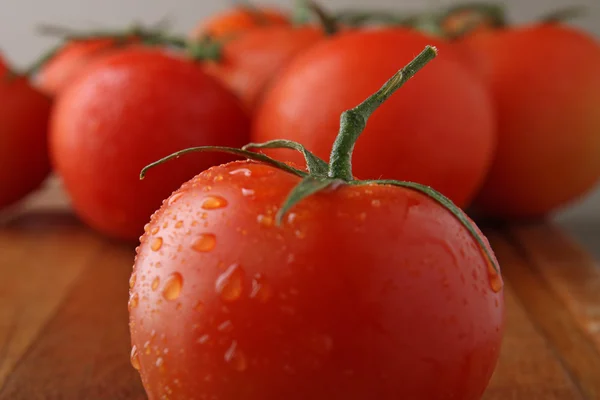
left=303, top=0, right=339, bottom=36
left=327, top=45, right=438, bottom=181
left=538, top=5, right=586, bottom=23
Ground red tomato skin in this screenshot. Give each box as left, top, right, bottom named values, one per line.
left=129, top=160, right=504, bottom=400
left=250, top=28, right=496, bottom=209
left=203, top=25, right=326, bottom=112
left=0, top=68, right=52, bottom=210
left=459, top=24, right=600, bottom=218
left=49, top=47, right=251, bottom=241
left=35, top=38, right=128, bottom=97
left=190, top=6, right=290, bottom=40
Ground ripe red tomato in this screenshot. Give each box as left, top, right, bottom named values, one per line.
left=35, top=38, right=130, bottom=97
left=459, top=24, right=600, bottom=218
left=190, top=5, right=290, bottom=40
left=251, top=28, right=496, bottom=208
left=0, top=58, right=53, bottom=210
left=203, top=25, right=327, bottom=112
left=129, top=46, right=504, bottom=400
left=49, top=47, right=251, bottom=241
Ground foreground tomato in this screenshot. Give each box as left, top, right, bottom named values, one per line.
left=458, top=23, right=600, bottom=218
left=129, top=47, right=504, bottom=400
left=190, top=5, right=290, bottom=40
left=34, top=38, right=132, bottom=97
left=49, top=47, right=251, bottom=241
left=251, top=28, right=496, bottom=208
left=203, top=25, right=327, bottom=112
left=0, top=57, right=52, bottom=210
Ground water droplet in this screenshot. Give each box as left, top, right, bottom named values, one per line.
left=224, top=341, right=247, bottom=372
left=358, top=212, right=366, bottom=221
left=218, top=320, right=233, bottom=333
left=151, top=237, right=163, bottom=252
left=214, top=174, right=224, bottom=182
left=202, top=196, right=228, bottom=210
left=143, top=340, right=152, bottom=355
left=216, top=264, right=245, bottom=302
left=129, top=273, right=137, bottom=289
left=152, top=276, right=160, bottom=291
left=488, top=261, right=503, bottom=293
left=287, top=254, right=296, bottom=264
left=294, top=229, right=306, bottom=239
left=130, top=345, right=141, bottom=370
left=257, top=214, right=273, bottom=227
left=197, top=334, right=210, bottom=344
left=151, top=226, right=160, bottom=235
left=241, top=188, right=255, bottom=196
left=250, top=274, right=272, bottom=303
left=168, top=192, right=184, bottom=205
left=194, top=300, right=204, bottom=312
left=128, top=292, right=139, bottom=309
left=162, top=272, right=183, bottom=301
left=156, top=357, right=164, bottom=368
left=191, top=233, right=216, bottom=252
left=371, top=199, right=381, bottom=207
left=287, top=213, right=297, bottom=224
left=175, top=220, right=184, bottom=229
left=230, top=168, right=252, bottom=177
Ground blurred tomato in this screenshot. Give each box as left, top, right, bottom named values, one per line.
left=251, top=28, right=496, bottom=208
left=49, top=47, right=251, bottom=240
left=459, top=24, right=600, bottom=218
left=35, top=38, right=133, bottom=97
left=203, top=25, right=326, bottom=112
left=190, top=5, right=290, bottom=41
left=0, top=57, right=52, bottom=210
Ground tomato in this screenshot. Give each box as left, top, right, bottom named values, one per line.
left=251, top=28, right=496, bottom=208
left=49, top=47, right=251, bottom=241
left=35, top=38, right=131, bottom=97
left=0, top=58, right=53, bottom=210
left=203, top=25, right=326, bottom=112
left=129, top=46, right=504, bottom=400
left=190, top=5, right=290, bottom=40
left=458, top=24, right=600, bottom=218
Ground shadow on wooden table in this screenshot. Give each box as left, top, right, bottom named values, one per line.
left=0, top=206, right=599, bottom=399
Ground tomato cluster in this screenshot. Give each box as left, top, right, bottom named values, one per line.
left=1, top=0, right=599, bottom=398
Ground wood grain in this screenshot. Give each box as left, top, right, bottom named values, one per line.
left=509, top=223, right=600, bottom=351
left=0, top=188, right=599, bottom=399
left=0, top=214, right=144, bottom=400
left=489, top=228, right=600, bottom=399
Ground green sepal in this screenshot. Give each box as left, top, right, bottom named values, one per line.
left=140, top=146, right=308, bottom=180
left=360, top=179, right=501, bottom=275
left=242, top=140, right=329, bottom=176
left=275, top=176, right=337, bottom=225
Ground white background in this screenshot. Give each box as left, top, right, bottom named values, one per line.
left=1, top=0, right=598, bottom=227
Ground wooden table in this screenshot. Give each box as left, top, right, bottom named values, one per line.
left=1, top=181, right=600, bottom=399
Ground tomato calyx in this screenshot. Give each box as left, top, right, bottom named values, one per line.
left=140, top=44, right=500, bottom=275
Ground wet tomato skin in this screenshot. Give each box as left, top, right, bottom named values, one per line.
left=129, top=160, right=504, bottom=400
